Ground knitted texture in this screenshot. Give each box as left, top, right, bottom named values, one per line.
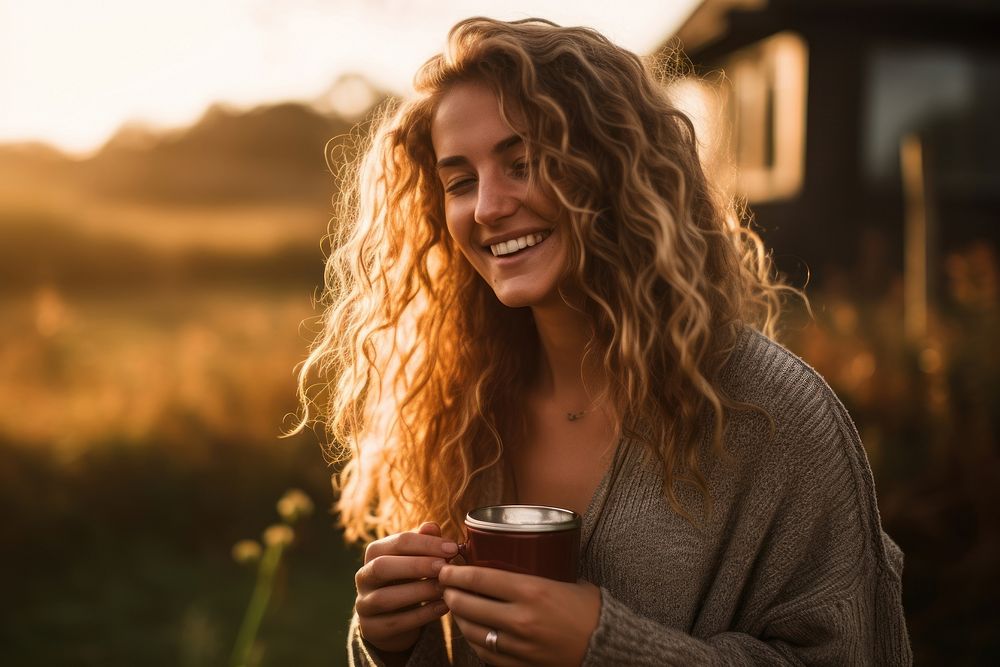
left=349, top=329, right=912, bottom=666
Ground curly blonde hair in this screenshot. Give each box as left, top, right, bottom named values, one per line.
left=293, top=17, right=788, bottom=543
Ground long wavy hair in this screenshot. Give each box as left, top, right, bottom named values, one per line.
left=293, top=17, right=789, bottom=544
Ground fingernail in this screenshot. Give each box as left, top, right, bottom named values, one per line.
left=431, top=559, right=445, bottom=574
left=441, top=541, right=458, bottom=555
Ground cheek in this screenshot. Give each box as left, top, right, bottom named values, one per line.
left=442, top=205, right=462, bottom=243
left=443, top=216, right=458, bottom=243
left=445, top=224, right=471, bottom=261
left=443, top=217, right=481, bottom=271
left=444, top=203, right=480, bottom=253
left=525, top=185, right=564, bottom=226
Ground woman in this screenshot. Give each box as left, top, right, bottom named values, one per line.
left=295, top=17, right=911, bottom=666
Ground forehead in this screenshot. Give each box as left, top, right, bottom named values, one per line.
left=430, top=81, right=519, bottom=157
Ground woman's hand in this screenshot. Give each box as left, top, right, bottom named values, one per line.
left=354, top=522, right=458, bottom=654
left=439, top=564, right=601, bottom=666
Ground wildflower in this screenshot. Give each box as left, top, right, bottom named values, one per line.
left=263, top=524, right=294, bottom=548
left=231, top=539, right=263, bottom=565
left=276, top=488, right=314, bottom=524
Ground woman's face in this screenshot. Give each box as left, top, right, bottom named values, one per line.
left=431, top=80, right=568, bottom=310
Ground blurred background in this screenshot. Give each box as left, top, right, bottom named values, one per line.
left=1, top=0, right=996, bottom=665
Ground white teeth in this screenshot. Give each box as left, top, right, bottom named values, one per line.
left=489, top=231, right=550, bottom=257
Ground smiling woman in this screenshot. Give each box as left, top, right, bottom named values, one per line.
left=432, top=80, right=568, bottom=309
left=292, top=16, right=911, bottom=667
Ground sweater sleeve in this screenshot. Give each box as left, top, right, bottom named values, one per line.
left=582, top=572, right=910, bottom=666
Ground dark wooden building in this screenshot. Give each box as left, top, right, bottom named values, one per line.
left=662, top=0, right=1000, bottom=289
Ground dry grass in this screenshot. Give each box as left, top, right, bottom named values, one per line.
left=0, top=285, right=318, bottom=460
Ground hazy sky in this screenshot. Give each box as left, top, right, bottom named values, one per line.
left=0, top=0, right=697, bottom=155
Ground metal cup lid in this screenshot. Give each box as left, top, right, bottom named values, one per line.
left=464, top=505, right=581, bottom=533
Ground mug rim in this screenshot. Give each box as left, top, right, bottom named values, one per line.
left=464, top=504, right=582, bottom=533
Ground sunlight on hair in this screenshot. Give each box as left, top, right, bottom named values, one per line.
left=665, top=76, right=733, bottom=189
left=295, top=17, right=794, bottom=542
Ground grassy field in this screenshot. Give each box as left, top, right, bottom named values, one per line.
left=0, top=285, right=362, bottom=666
left=1, top=436, right=361, bottom=666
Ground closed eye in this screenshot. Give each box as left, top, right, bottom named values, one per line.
left=445, top=177, right=476, bottom=194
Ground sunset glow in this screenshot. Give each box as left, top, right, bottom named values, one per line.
left=0, top=0, right=696, bottom=155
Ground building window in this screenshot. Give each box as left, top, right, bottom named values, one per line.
left=863, top=44, right=1000, bottom=189
left=669, top=31, right=807, bottom=202
left=726, top=31, right=807, bottom=202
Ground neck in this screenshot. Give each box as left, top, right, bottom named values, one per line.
left=529, top=299, right=606, bottom=406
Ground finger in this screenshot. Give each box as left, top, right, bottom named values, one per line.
left=416, top=521, right=441, bottom=537
left=360, top=599, right=449, bottom=645
left=365, top=530, right=458, bottom=562
left=357, top=555, right=446, bottom=592
left=438, top=564, right=544, bottom=602
left=450, top=614, right=525, bottom=667
left=415, top=522, right=468, bottom=566
left=356, top=578, right=443, bottom=617
left=442, top=585, right=516, bottom=637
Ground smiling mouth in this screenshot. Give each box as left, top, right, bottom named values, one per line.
left=488, top=230, right=552, bottom=257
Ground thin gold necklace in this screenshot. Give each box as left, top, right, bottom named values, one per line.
left=565, top=394, right=608, bottom=422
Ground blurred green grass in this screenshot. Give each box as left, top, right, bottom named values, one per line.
left=1, top=434, right=361, bottom=666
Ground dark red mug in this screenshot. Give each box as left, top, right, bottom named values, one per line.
left=455, top=505, right=581, bottom=582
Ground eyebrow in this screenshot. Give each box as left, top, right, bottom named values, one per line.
left=435, top=134, right=523, bottom=170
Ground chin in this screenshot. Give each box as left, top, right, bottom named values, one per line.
left=491, top=285, right=560, bottom=309
left=495, top=295, right=534, bottom=309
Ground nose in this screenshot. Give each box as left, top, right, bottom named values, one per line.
left=474, top=172, right=520, bottom=226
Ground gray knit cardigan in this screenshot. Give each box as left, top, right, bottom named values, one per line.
left=349, top=329, right=912, bottom=665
